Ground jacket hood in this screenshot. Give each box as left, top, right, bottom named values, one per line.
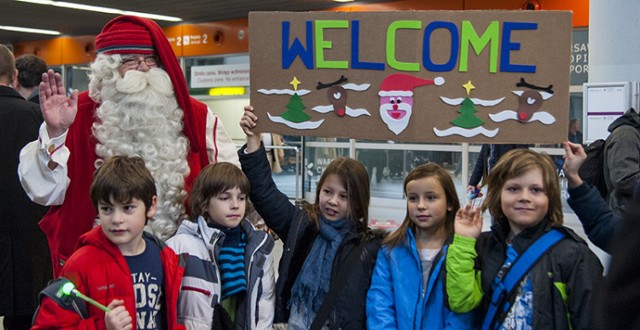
left=175, top=216, right=270, bottom=252
left=608, top=108, right=640, bottom=132
left=77, top=226, right=121, bottom=254
left=77, top=226, right=166, bottom=262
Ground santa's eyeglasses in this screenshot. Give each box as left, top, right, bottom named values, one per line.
left=120, top=55, right=159, bottom=68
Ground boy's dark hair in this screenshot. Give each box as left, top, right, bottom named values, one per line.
left=15, top=54, right=48, bottom=88
left=89, top=156, right=156, bottom=216
left=190, top=162, right=250, bottom=218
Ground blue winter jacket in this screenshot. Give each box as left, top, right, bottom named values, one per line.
left=366, top=228, right=476, bottom=329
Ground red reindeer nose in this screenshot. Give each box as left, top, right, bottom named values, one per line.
left=518, top=112, right=527, bottom=120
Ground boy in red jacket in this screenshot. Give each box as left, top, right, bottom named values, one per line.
left=32, top=156, right=186, bottom=330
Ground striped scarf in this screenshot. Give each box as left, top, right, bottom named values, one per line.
left=216, top=225, right=247, bottom=298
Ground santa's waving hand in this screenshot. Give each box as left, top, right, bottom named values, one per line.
left=18, top=15, right=239, bottom=276
left=39, top=70, right=78, bottom=143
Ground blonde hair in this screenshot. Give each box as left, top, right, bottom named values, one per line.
left=482, top=149, right=563, bottom=229
left=384, top=163, right=460, bottom=248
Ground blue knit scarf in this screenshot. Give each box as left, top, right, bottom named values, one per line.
left=288, top=216, right=348, bottom=330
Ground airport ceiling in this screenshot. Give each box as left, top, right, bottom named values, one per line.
left=0, top=0, right=396, bottom=45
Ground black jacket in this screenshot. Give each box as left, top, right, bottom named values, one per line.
left=239, top=144, right=384, bottom=329
left=476, top=220, right=602, bottom=330
left=603, top=108, right=640, bottom=214
left=0, top=86, right=50, bottom=317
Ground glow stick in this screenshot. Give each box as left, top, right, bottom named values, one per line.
left=60, top=282, right=111, bottom=312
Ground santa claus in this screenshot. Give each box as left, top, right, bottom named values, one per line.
left=18, top=16, right=239, bottom=276
left=378, top=73, right=444, bottom=135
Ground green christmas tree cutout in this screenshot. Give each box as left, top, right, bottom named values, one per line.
left=280, top=76, right=311, bottom=123
left=450, top=80, right=485, bottom=129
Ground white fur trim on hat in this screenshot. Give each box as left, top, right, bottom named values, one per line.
left=378, top=90, right=414, bottom=97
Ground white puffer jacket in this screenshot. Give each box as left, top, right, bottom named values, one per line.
left=167, top=216, right=275, bottom=329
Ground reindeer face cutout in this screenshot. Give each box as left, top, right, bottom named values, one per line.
left=513, top=78, right=554, bottom=123
left=328, top=85, right=347, bottom=117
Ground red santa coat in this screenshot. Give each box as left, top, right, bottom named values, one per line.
left=39, top=91, right=210, bottom=276
left=32, top=226, right=186, bottom=330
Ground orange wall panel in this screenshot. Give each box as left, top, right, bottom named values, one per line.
left=333, top=0, right=463, bottom=11
left=175, top=19, right=248, bottom=57
left=14, top=39, right=63, bottom=65
left=61, top=36, right=97, bottom=65
left=12, top=1, right=586, bottom=66
left=163, top=25, right=184, bottom=57
left=464, top=0, right=588, bottom=27
left=337, top=0, right=587, bottom=27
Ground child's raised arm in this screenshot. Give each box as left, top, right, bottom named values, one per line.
left=446, top=204, right=484, bottom=313
left=240, top=105, right=262, bottom=153
left=562, top=141, right=587, bottom=188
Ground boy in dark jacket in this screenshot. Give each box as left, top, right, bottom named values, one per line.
left=32, top=156, right=186, bottom=330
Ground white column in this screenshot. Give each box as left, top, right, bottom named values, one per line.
left=589, top=0, right=640, bottom=83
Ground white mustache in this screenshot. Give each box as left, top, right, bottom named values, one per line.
left=115, top=68, right=174, bottom=96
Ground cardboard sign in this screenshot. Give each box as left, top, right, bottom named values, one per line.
left=249, top=11, right=572, bottom=144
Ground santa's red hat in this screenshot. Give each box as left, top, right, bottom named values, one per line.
left=378, top=73, right=444, bottom=97
left=95, top=15, right=201, bottom=152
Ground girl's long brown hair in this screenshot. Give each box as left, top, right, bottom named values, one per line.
left=302, top=157, right=370, bottom=233
left=383, top=163, right=460, bottom=249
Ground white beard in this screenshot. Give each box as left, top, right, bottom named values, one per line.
left=90, top=60, right=190, bottom=240
left=379, top=100, right=413, bottom=135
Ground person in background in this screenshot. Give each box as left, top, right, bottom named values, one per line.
left=603, top=108, right=640, bottom=215
left=563, top=140, right=640, bottom=252
left=262, top=132, right=285, bottom=174
left=448, top=149, right=603, bottom=329
left=32, top=156, right=186, bottom=330
left=239, top=105, right=385, bottom=329
left=366, top=163, right=476, bottom=329
left=593, top=187, right=640, bottom=329
left=358, top=147, right=387, bottom=184
left=167, top=162, right=275, bottom=329
left=568, top=118, right=583, bottom=144
left=0, top=44, right=51, bottom=330
left=467, top=144, right=528, bottom=197
left=14, top=54, right=47, bottom=104
left=564, top=143, right=640, bottom=328
left=18, top=15, right=239, bottom=277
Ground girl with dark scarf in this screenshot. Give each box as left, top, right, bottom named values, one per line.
left=239, top=105, right=385, bottom=329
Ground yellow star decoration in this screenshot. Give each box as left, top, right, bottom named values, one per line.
left=462, top=80, right=475, bottom=96
left=290, top=76, right=301, bottom=91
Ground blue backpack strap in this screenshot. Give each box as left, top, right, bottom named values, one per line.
left=482, top=229, right=566, bottom=330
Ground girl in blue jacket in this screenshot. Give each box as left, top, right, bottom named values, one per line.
left=366, top=163, right=477, bottom=329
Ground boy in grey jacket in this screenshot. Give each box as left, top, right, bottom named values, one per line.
left=167, top=162, right=275, bottom=329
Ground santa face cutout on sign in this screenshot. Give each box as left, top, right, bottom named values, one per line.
left=379, top=95, right=415, bottom=135
left=378, top=74, right=444, bottom=135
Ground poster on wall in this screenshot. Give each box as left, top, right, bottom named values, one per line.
left=249, top=10, right=572, bottom=144
left=582, top=82, right=633, bottom=144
